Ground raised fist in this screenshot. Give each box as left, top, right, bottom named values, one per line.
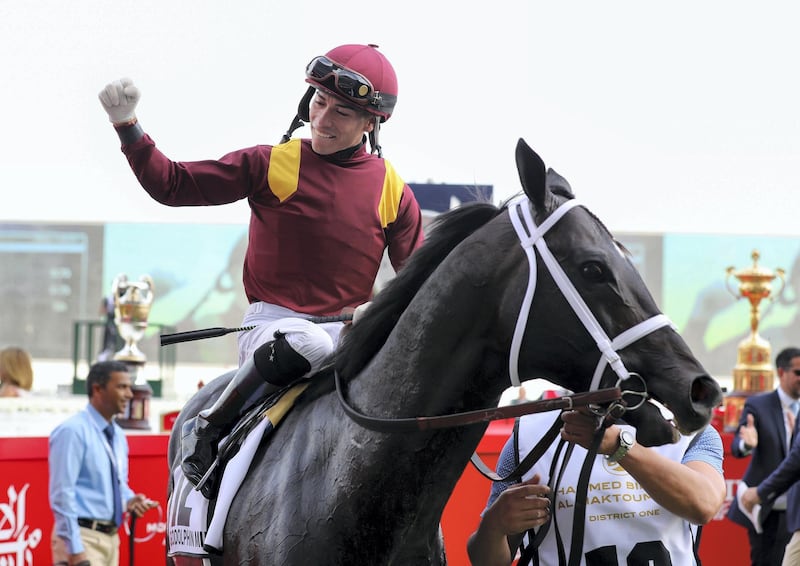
left=98, top=78, right=140, bottom=125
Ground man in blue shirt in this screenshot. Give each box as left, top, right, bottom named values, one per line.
left=49, top=361, right=158, bottom=566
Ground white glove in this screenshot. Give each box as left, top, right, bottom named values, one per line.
left=98, top=78, right=140, bottom=124
left=352, top=302, right=373, bottom=325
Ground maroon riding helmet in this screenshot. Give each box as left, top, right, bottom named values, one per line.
left=282, top=44, right=398, bottom=155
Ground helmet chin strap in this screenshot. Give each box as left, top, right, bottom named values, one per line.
left=280, top=114, right=305, bottom=144
left=369, top=119, right=382, bottom=157
left=281, top=86, right=317, bottom=144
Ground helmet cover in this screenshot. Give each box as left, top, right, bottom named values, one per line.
left=304, top=44, right=398, bottom=122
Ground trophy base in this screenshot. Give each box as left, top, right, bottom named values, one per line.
left=116, top=361, right=153, bottom=431
left=113, top=348, right=147, bottom=365
left=726, top=335, right=774, bottom=431
left=732, top=367, right=774, bottom=392
left=721, top=390, right=756, bottom=433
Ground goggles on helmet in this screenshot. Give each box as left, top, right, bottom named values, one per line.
left=306, top=56, right=380, bottom=108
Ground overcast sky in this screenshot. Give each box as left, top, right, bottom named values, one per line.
left=2, top=1, right=799, bottom=236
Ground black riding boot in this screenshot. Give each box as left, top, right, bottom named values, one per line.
left=180, top=333, right=311, bottom=498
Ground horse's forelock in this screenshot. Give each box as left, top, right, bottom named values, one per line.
left=336, top=201, right=503, bottom=378
left=614, top=239, right=633, bottom=259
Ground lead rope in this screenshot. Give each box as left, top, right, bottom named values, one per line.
left=565, top=428, right=605, bottom=566
left=517, top=421, right=608, bottom=566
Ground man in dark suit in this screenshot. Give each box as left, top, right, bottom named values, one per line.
left=741, top=396, right=800, bottom=565
left=727, top=347, right=800, bottom=566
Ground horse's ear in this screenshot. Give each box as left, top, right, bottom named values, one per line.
left=546, top=168, right=574, bottom=198
left=515, top=138, right=547, bottom=208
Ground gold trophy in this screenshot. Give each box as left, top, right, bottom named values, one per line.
left=112, top=274, right=155, bottom=430
left=722, top=250, right=785, bottom=431
left=112, top=274, right=155, bottom=363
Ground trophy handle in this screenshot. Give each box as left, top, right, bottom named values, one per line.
left=141, top=275, right=155, bottom=307
left=724, top=266, right=741, bottom=299
left=770, top=268, right=786, bottom=302
left=111, top=272, right=129, bottom=300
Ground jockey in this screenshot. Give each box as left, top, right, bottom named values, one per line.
left=99, top=44, right=424, bottom=498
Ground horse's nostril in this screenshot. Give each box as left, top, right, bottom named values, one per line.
left=690, top=376, right=723, bottom=407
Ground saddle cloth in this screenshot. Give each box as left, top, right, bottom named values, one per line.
left=166, top=382, right=309, bottom=561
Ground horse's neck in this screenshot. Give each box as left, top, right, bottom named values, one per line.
left=368, top=240, right=513, bottom=401
left=352, top=308, right=479, bottom=406
left=351, top=262, right=508, bottom=416
left=329, top=240, right=511, bottom=520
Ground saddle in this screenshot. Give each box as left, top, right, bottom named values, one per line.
left=168, top=381, right=310, bottom=560
left=204, top=366, right=337, bottom=495
left=215, top=382, right=306, bottom=474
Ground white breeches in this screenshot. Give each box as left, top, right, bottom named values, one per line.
left=238, top=302, right=341, bottom=374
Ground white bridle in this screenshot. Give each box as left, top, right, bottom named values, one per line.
left=507, top=195, right=676, bottom=391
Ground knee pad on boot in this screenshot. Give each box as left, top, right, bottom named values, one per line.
left=253, top=333, right=312, bottom=387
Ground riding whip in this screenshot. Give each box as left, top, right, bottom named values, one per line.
left=159, top=313, right=354, bottom=346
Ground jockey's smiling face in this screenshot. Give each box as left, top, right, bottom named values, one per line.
left=308, top=90, right=374, bottom=155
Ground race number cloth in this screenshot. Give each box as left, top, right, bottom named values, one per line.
left=167, top=383, right=309, bottom=559
left=516, top=412, right=700, bottom=566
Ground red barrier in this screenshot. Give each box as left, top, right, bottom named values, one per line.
left=0, top=423, right=749, bottom=565
left=0, top=434, right=169, bottom=565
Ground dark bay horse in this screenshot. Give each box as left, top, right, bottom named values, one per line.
left=166, top=139, right=722, bottom=565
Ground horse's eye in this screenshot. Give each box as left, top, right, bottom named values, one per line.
left=580, top=261, right=605, bottom=282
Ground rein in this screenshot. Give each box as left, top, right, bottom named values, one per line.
left=334, top=371, right=622, bottom=433
left=331, top=195, right=679, bottom=565
left=335, top=195, right=665, bottom=456
left=335, top=196, right=679, bottom=566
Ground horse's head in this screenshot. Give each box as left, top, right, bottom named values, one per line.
left=509, top=138, right=723, bottom=446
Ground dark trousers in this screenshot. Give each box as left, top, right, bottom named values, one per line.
left=748, top=510, right=791, bottom=566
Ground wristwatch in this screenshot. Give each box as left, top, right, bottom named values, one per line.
left=606, top=429, right=635, bottom=463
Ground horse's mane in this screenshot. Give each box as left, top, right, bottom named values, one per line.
left=335, top=201, right=505, bottom=378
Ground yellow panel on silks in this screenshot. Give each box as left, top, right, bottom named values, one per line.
left=267, top=139, right=302, bottom=202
